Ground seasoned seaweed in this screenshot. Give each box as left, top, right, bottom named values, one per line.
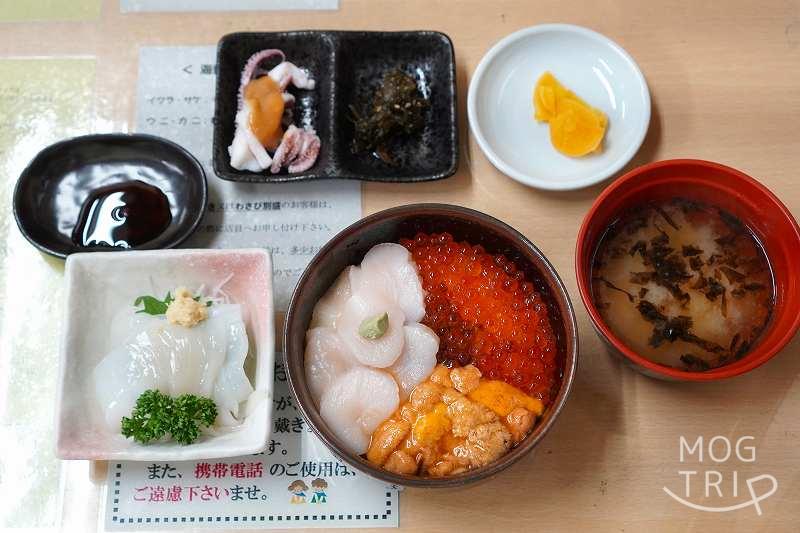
left=654, top=204, right=680, bottom=230
left=593, top=276, right=635, bottom=302
left=720, top=266, right=746, bottom=283
left=680, top=354, right=711, bottom=371
left=682, top=245, right=702, bottom=257
left=636, top=300, right=725, bottom=353
left=350, top=69, right=428, bottom=163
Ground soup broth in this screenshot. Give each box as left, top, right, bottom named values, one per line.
left=591, top=198, right=774, bottom=371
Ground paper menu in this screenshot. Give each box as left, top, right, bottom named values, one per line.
left=105, top=360, right=399, bottom=530
left=136, top=46, right=362, bottom=310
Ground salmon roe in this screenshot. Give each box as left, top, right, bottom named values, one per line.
left=401, top=232, right=562, bottom=406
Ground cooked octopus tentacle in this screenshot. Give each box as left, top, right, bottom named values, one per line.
left=237, top=49, right=285, bottom=105
left=269, top=61, right=316, bottom=91
left=288, top=131, right=321, bottom=173
left=228, top=49, right=321, bottom=174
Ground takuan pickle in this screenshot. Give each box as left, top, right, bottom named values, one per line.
left=533, top=71, right=607, bottom=157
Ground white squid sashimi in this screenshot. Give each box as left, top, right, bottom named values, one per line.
left=93, top=303, right=252, bottom=432
left=213, top=306, right=254, bottom=427
left=320, top=367, right=399, bottom=455
left=335, top=291, right=405, bottom=368
left=93, top=337, right=163, bottom=431
left=310, top=266, right=356, bottom=328
left=304, top=327, right=355, bottom=404
left=350, top=243, right=426, bottom=323
left=388, top=324, right=440, bottom=400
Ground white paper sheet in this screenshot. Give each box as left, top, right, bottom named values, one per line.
left=136, top=46, right=361, bottom=310
left=104, top=359, right=399, bottom=530
left=122, top=0, right=338, bottom=12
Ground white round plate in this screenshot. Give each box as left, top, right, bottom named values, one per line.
left=467, top=24, right=651, bottom=190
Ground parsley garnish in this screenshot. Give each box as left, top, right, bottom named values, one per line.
left=121, top=390, right=218, bottom=445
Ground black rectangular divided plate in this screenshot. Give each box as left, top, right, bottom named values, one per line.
left=212, top=30, right=458, bottom=184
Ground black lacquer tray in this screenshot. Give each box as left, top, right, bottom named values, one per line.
left=213, top=30, right=458, bottom=183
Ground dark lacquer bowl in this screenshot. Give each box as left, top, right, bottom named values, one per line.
left=13, top=133, right=207, bottom=258
left=213, top=31, right=458, bottom=183
left=284, top=204, right=578, bottom=488
left=576, top=159, right=800, bottom=381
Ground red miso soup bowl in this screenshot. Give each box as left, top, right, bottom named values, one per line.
left=576, top=159, right=800, bottom=381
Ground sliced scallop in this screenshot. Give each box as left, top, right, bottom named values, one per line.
left=388, top=323, right=440, bottom=400
left=335, top=291, right=405, bottom=368
left=319, top=367, right=400, bottom=455
left=304, top=327, right=354, bottom=404
left=309, top=266, right=356, bottom=328
left=350, top=243, right=426, bottom=323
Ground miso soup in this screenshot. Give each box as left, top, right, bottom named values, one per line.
left=591, top=198, right=774, bottom=371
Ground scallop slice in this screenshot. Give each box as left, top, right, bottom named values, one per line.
left=320, top=367, right=400, bottom=455
left=335, top=291, right=405, bottom=368
left=350, top=243, right=426, bottom=323
left=310, top=266, right=356, bottom=328
left=304, top=327, right=355, bottom=405
left=388, top=323, right=440, bottom=400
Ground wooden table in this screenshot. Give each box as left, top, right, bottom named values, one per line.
left=1, top=1, right=798, bottom=531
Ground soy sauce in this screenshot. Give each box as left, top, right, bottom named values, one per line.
left=72, top=180, right=171, bottom=249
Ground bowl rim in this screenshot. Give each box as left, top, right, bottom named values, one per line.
left=12, top=132, right=208, bottom=259
left=284, top=203, right=578, bottom=487
left=575, top=158, right=800, bottom=381
left=466, top=23, right=651, bottom=191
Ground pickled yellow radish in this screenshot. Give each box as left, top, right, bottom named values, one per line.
left=533, top=71, right=607, bottom=157
left=550, top=99, right=607, bottom=157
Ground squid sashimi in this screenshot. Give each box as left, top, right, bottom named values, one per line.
left=228, top=48, right=321, bottom=174
left=388, top=324, right=439, bottom=400
left=93, top=303, right=253, bottom=432
left=320, top=367, right=399, bottom=455
left=350, top=243, right=426, bottom=323
left=212, top=310, right=254, bottom=427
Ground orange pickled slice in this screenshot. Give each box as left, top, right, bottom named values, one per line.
left=532, top=71, right=607, bottom=157
left=244, top=76, right=285, bottom=150
left=534, top=72, right=559, bottom=121
left=550, top=98, right=606, bottom=157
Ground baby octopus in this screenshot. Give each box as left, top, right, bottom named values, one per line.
left=228, top=49, right=321, bottom=174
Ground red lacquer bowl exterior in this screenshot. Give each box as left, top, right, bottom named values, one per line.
left=576, top=159, right=800, bottom=381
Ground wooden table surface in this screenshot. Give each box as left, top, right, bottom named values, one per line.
left=2, top=1, right=799, bottom=531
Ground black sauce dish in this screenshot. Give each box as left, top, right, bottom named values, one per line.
left=13, top=133, right=207, bottom=258
left=213, top=30, right=458, bottom=183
